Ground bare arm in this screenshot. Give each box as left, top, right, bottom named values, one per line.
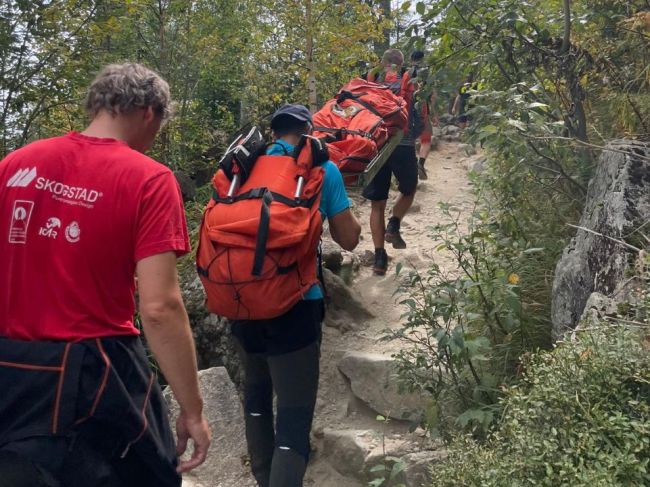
left=137, top=252, right=211, bottom=473
left=430, top=90, right=439, bottom=125
left=452, top=94, right=461, bottom=116
left=329, top=208, right=361, bottom=251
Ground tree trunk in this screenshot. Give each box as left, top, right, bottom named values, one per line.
left=306, top=0, right=317, bottom=111
left=374, top=0, right=391, bottom=55
left=560, top=0, right=571, bottom=54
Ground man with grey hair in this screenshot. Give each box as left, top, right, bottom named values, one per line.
left=0, top=63, right=210, bottom=486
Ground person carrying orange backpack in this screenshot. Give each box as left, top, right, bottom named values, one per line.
left=365, top=49, right=426, bottom=275
left=197, top=104, right=360, bottom=486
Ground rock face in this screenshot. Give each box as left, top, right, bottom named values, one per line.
left=323, top=268, right=375, bottom=325
left=338, top=352, right=428, bottom=421
left=165, top=368, right=255, bottom=487
left=181, top=275, right=243, bottom=386
left=174, top=170, right=197, bottom=202
left=551, top=140, right=650, bottom=339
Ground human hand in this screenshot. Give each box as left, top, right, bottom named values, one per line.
left=175, top=411, right=211, bottom=473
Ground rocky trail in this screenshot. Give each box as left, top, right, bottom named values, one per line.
left=175, top=136, right=485, bottom=487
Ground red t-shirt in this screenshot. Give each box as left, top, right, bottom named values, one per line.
left=0, top=132, right=190, bottom=341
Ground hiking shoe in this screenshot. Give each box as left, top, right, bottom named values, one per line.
left=385, top=217, right=407, bottom=249
left=373, top=248, right=388, bottom=276
left=417, top=161, right=428, bottom=180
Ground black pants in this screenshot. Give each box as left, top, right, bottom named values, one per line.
left=231, top=300, right=324, bottom=487
left=362, top=144, right=418, bottom=201
left=0, top=336, right=179, bottom=487
left=0, top=433, right=123, bottom=487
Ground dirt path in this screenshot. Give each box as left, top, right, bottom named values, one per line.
left=305, top=141, right=477, bottom=486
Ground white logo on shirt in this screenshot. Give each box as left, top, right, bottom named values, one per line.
left=38, top=217, right=62, bottom=239
left=8, top=200, right=35, bottom=244
left=65, top=221, right=81, bottom=243
left=6, top=167, right=37, bottom=187
left=34, top=177, right=103, bottom=208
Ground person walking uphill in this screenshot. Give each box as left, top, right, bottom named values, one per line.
left=0, top=63, right=210, bottom=487
left=198, top=104, right=361, bottom=487
left=238, top=106, right=360, bottom=487
left=408, top=50, right=438, bottom=181
left=366, top=48, right=425, bottom=275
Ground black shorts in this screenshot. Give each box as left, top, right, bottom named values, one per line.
left=231, top=299, right=325, bottom=356
left=362, top=144, right=418, bottom=201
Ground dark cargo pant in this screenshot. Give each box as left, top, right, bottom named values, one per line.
left=232, top=299, right=324, bottom=487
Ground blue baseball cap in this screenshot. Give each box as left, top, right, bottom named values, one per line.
left=270, top=104, right=312, bottom=129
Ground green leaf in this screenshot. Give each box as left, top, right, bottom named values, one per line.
left=507, top=119, right=527, bottom=131
left=390, top=461, right=406, bottom=479
left=370, top=464, right=387, bottom=473
left=416, top=2, right=425, bottom=14
left=401, top=1, right=412, bottom=11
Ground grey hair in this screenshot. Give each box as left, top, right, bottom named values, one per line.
left=381, top=49, right=404, bottom=67
left=85, top=63, right=172, bottom=120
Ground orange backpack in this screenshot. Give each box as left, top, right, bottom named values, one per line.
left=312, top=78, right=408, bottom=177
left=196, top=133, right=327, bottom=320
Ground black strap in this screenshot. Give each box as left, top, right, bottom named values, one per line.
left=312, top=126, right=373, bottom=139
left=336, top=90, right=386, bottom=119
left=277, top=262, right=298, bottom=275
left=252, top=190, right=274, bottom=276
left=336, top=90, right=364, bottom=104
left=213, top=187, right=266, bottom=203
left=317, top=240, right=328, bottom=301
left=354, top=98, right=384, bottom=119
left=213, top=187, right=318, bottom=209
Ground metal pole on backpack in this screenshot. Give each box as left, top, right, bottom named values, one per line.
left=227, top=173, right=240, bottom=199
left=294, top=176, right=305, bottom=200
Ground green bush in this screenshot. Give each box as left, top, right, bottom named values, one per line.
left=430, top=325, right=650, bottom=486
left=386, top=202, right=554, bottom=438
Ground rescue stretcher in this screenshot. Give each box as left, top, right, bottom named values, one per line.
left=341, top=130, right=403, bottom=188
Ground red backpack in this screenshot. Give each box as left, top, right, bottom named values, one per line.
left=196, top=133, right=327, bottom=320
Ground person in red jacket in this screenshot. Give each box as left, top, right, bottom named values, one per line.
left=408, top=50, right=439, bottom=180
left=0, top=63, right=210, bottom=486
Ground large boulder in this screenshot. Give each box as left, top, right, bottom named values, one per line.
left=401, top=450, right=447, bottom=487
left=181, top=275, right=243, bottom=386
left=551, top=140, right=650, bottom=339
left=323, top=268, right=374, bottom=325
left=322, top=428, right=444, bottom=486
left=338, top=352, right=428, bottom=421
left=322, top=429, right=377, bottom=478
left=322, top=238, right=344, bottom=273
left=165, top=368, right=255, bottom=487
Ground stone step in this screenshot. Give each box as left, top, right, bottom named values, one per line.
left=321, top=428, right=445, bottom=487
left=338, top=351, right=428, bottom=422
left=165, top=367, right=256, bottom=487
